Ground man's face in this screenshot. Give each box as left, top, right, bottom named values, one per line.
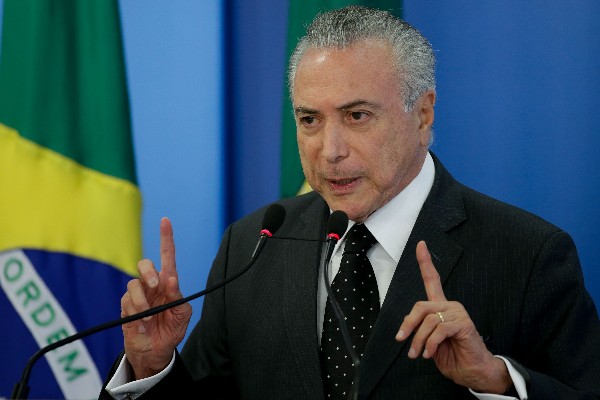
left=293, top=39, right=433, bottom=222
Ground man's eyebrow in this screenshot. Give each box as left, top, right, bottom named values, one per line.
left=294, top=106, right=318, bottom=115
left=294, top=100, right=381, bottom=116
left=339, top=99, right=381, bottom=110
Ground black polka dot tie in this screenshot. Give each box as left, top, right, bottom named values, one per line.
left=320, top=223, right=379, bottom=400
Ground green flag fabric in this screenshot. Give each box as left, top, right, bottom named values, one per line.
left=0, top=1, right=141, bottom=398
left=281, top=0, right=402, bottom=198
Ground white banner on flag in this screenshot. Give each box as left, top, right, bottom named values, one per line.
left=0, top=249, right=102, bottom=399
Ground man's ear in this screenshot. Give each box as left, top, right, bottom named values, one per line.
left=418, top=90, right=435, bottom=146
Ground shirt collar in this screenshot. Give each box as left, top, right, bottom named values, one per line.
left=352, top=152, right=435, bottom=263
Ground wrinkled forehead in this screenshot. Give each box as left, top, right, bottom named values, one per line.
left=292, top=41, right=402, bottom=109
left=294, top=41, right=399, bottom=90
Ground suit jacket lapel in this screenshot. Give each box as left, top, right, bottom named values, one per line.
left=359, top=154, right=466, bottom=398
left=281, top=196, right=329, bottom=399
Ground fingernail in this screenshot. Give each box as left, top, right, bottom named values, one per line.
left=138, top=324, right=146, bottom=334
left=396, top=330, right=405, bottom=340
left=148, top=277, right=158, bottom=288
left=408, top=348, right=416, bottom=358
left=422, top=349, right=429, bottom=358
left=143, top=315, right=152, bottom=321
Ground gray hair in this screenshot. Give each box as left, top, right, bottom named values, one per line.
left=287, top=5, right=436, bottom=112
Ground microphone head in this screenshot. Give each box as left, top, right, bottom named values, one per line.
left=327, top=210, right=349, bottom=240
left=260, top=203, right=286, bottom=237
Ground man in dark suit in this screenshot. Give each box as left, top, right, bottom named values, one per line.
left=102, top=5, right=600, bottom=399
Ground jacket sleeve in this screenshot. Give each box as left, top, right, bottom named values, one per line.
left=516, top=230, right=600, bottom=399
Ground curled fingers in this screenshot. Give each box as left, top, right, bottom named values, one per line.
left=398, top=300, right=463, bottom=358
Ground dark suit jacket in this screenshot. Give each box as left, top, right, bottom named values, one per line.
left=101, top=153, right=600, bottom=399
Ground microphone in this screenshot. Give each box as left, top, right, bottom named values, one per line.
left=11, top=203, right=286, bottom=400
left=251, top=202, right=286, bottom=258
left=320, top=210, right=362, bottom=400
left=322, top=210, right=349, bottom=264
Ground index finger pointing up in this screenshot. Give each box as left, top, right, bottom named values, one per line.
left=416, top=240, right=446, bottom=302
left=160, top=217, right=178, bottom=278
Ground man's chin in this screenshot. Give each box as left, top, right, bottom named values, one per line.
left=323, top=198, right=370, bottom=222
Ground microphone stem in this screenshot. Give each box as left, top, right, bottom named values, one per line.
left=11, top=234, right=270, bottom=400
left=321, top=237, right=360, bottom=400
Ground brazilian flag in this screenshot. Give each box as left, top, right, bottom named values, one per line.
left=0, top=1, right=141, bottom=398
left=281, top=0, right=402, bottom=198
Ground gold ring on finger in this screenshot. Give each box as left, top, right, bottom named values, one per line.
left=437, top=311, right=445, bottom=323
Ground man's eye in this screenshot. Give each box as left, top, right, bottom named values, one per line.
left=349, top=111, right=368, bottom=121
left=300, top=116, right=317, bottom=125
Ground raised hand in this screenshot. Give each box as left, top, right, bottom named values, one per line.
left=120, top=217, right=193, bottom=379
left=395, top=241, right=512, bottom=394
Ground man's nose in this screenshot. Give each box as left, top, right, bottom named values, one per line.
left=322, top=123, right=349, bottom=163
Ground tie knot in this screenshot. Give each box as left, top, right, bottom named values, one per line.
left=343, top=223, right=377, bottom=254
